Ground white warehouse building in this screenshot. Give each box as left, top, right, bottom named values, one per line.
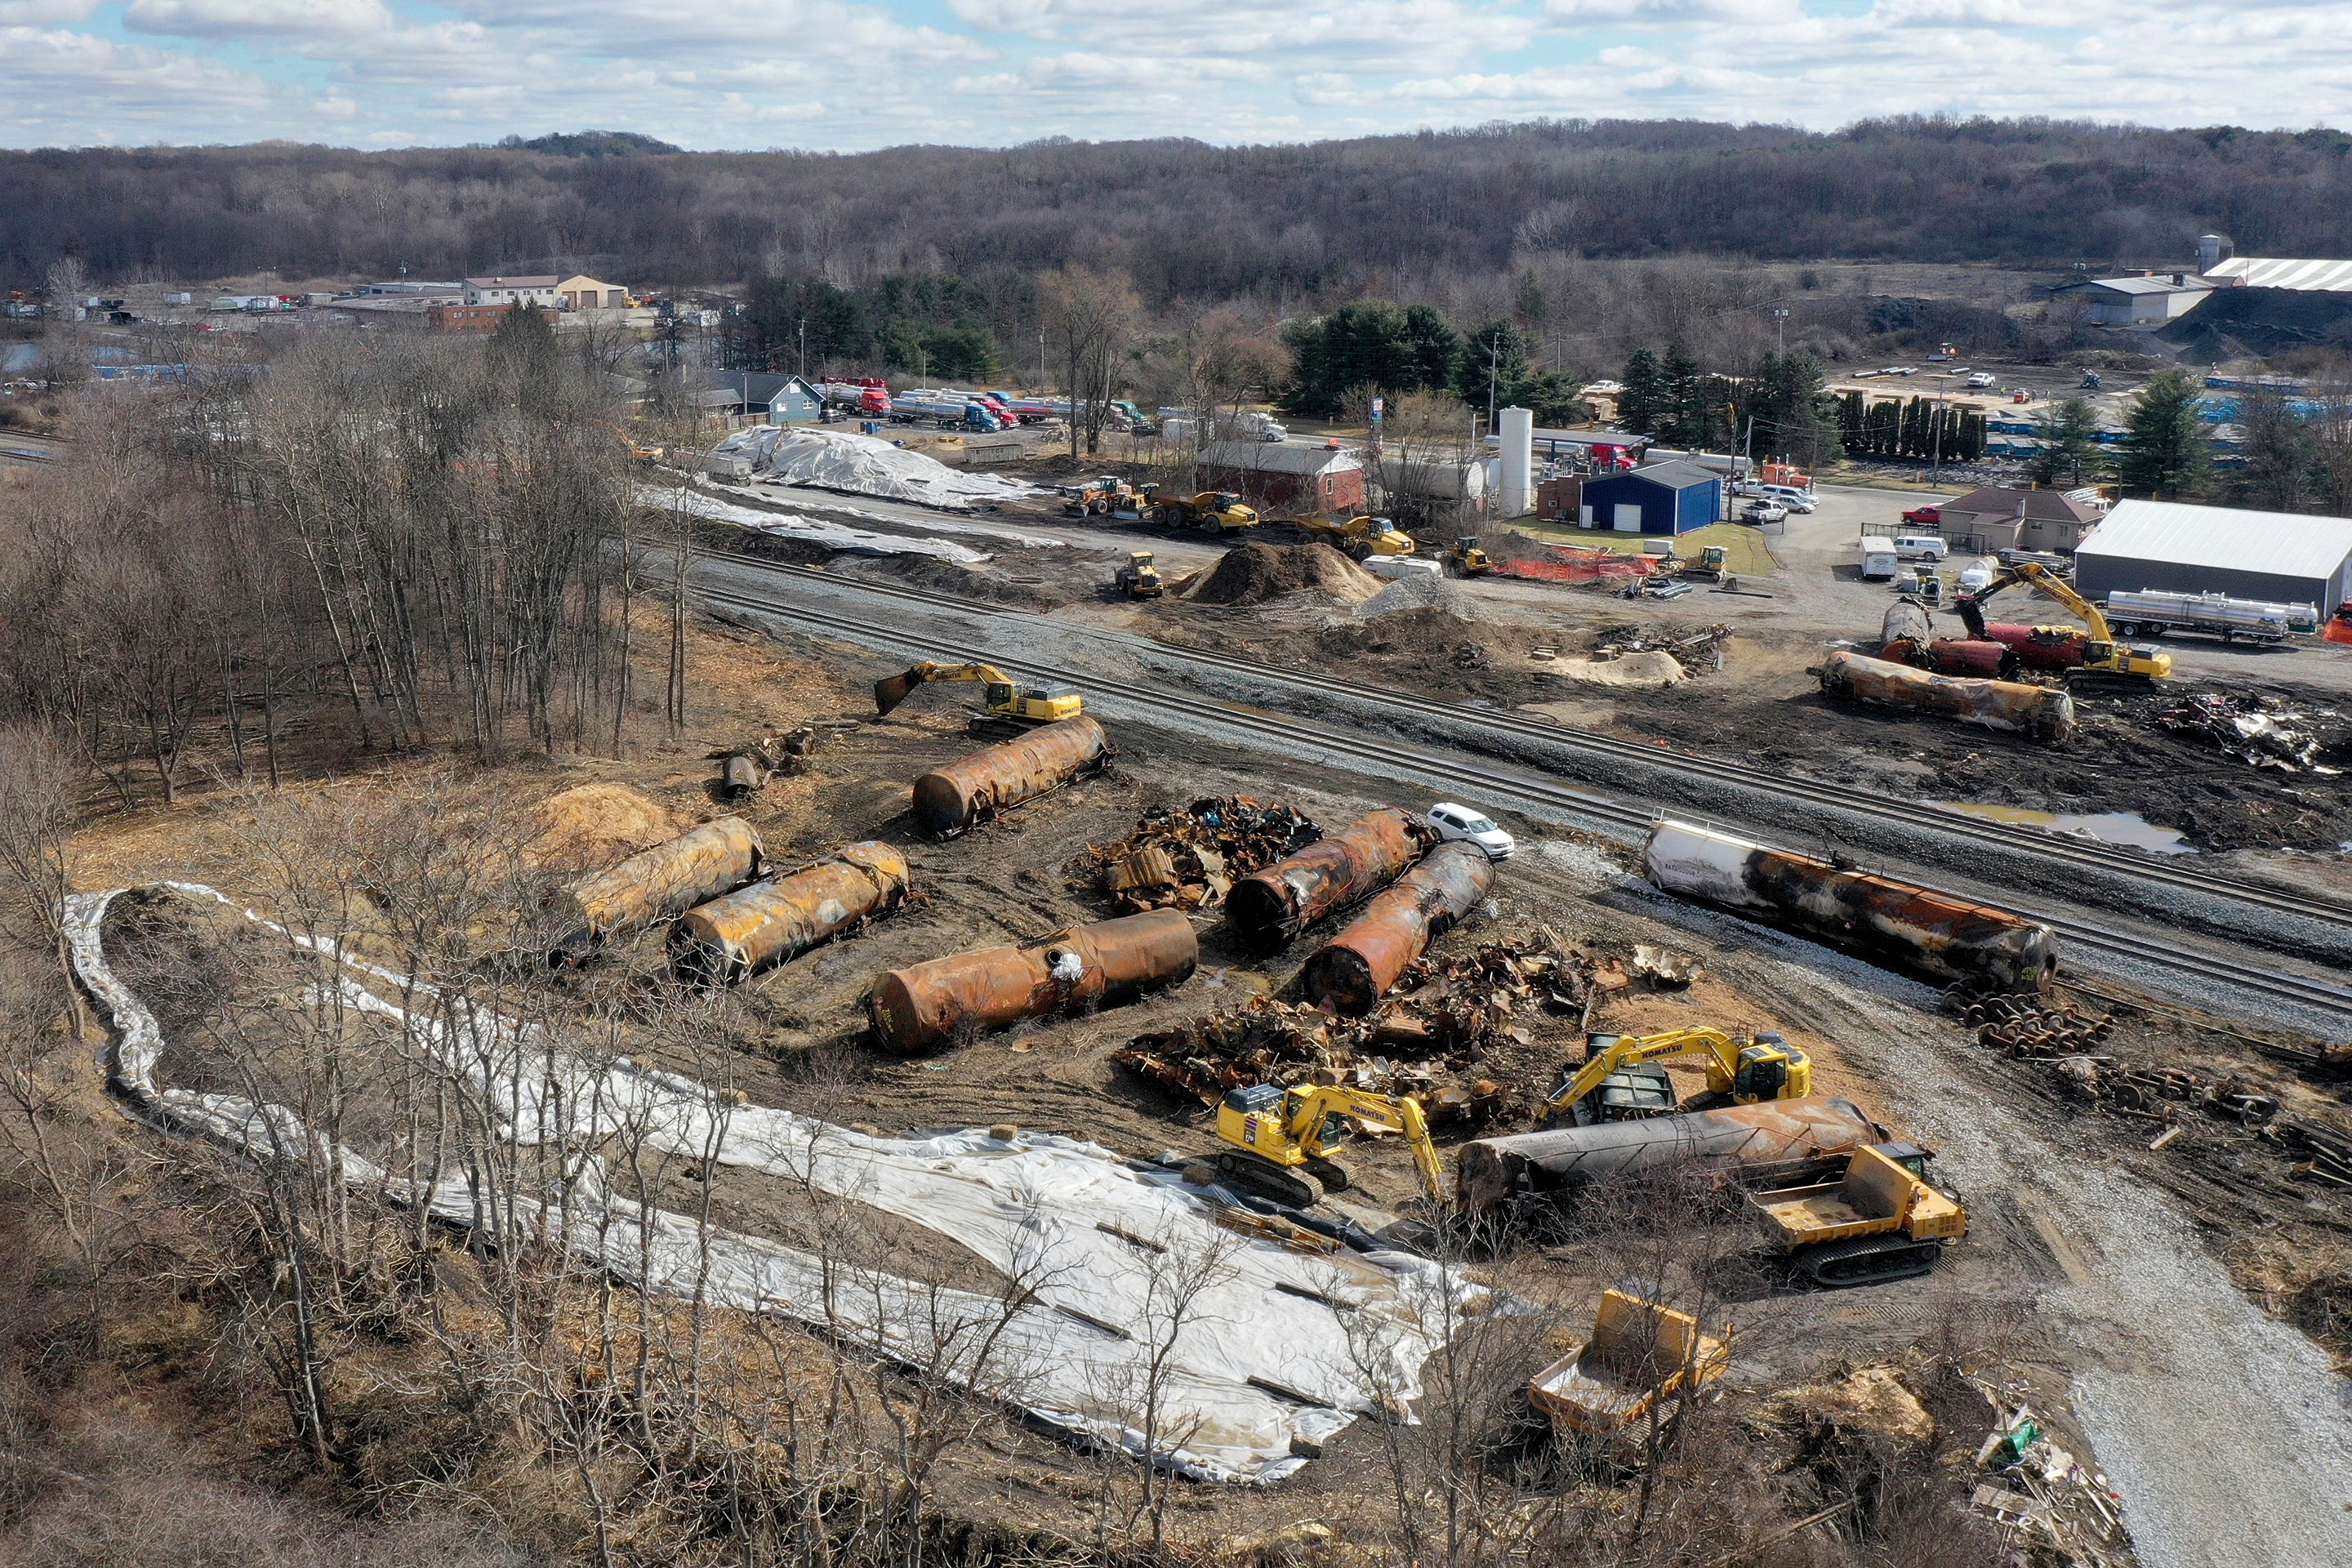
left=2074, top=500, right=2352, bottom=612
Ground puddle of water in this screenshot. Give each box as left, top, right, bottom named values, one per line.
left=1936, top=801, right=2195, bottom=855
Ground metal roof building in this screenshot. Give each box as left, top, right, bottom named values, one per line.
left=2074, top=500, right=2352, bottom=611
left=2202, top=257, right=2352, bottom=293
left=1578, top=460, right=1723, bottom=536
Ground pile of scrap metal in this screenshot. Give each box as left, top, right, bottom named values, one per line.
left=1075, top=796, right=1321, bottom=914
left=1949, top=991, right=2288, bottom=1138
left=1115, top=938, right=1596, bottom=1129
left=1949, top=991, right=2116, bottom=1054
left=1592, top=622, right=1730, bottom=676
left=1965, top=1380, right=2128, bottom=1566
left=709, top=724, right=843, bottom=800
left=2154, top=691, right=2344, bottom=772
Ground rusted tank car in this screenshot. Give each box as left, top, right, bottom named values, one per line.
left=1644, top=820, right=2058, bottom=988
left=559, top=817, right=764, bottom=956
left=1881, top=636, right=2020, bottom=679
left=670, top=843, right=911, bottom=985
left=911, top=717, right=1110, bottom=838
left=1298, top=844, right=1496, bottom=1013
left=1457, top=1097, right=1884, bottom=1224
left=868, top=908, right=1197, bottom=1052
left=1224, top=808, right=1428, bottom=945
left=1820, top=650, right=2074, bottom=742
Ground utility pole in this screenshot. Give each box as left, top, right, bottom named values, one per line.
left=1771, top=307, right=1788, bottom=356
left=1039, top=329, right=1046, bottom=388
left=1486, top=332, right=1501, bottom=433
left=796, top=316, right=806, bottom=377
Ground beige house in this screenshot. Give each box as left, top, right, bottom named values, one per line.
left=463, top=274, right=561, bottom=307
left=1936, top=487, right=2104, bottom=555
left=555, top=274, right=629, bottom=310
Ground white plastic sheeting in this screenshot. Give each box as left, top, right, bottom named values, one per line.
left=647, top=487, right=994, bottom=564
left=66, top=883, right=1478, bottom=1484
left=710, top=426, right=1039, bottom=510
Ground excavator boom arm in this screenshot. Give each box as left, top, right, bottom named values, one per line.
left=1544, top=1029, right=1743, bottom=1118
left=875, top=660, right=1014, bottom=716
left=1292, top=1086, right=1447, bottom=1205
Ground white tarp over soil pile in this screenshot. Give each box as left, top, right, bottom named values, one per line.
left=644, top=487, right=994, bottom=564
left=711, top=425, right=1038, bottom=510
left=66, top=884, right=1477, bottom=1485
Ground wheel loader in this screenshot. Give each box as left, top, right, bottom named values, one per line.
left=1113, top=550, right=1163, bottom=599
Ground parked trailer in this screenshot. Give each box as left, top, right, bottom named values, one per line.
left=2105, top=589, right=2319, bottom=644
left=1643, top=819, right=2058, bottom=988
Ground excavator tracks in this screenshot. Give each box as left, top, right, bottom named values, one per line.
left=1793, top=1234, right=1949, bottom=1288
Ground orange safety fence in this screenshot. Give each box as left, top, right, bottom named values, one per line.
left=1491, top=543, right=1655, bottom=584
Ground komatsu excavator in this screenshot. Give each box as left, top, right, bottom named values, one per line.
left=1955, top=560, right=2172, bottom=682
left=873, top=662, right=1083, bottom=726
left=1213, top=1082, right=1446, bottom=1209
left=1542, top=1028, right=1811, bottom=1128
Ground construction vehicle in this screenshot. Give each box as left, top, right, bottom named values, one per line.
left=1112, top=550, right=1163, bottom=599
left=1442, top=537, right=1492, bottom=577
left=1297, top=513, right=1414, bottom=559
left=874, top=662, right=1083, bottom=726
left=1061, top=476, right=1134, bottom=517
left=1955, top=560, right=2172, bottom=681
left=1745, top=1142, right=1967, bottom=1285
left=1527, top=1288, right=1731, bottom=1438
left=1144, top=487, right=1258, bottom=533
left=1678, top=544, right=1731, bottom=581
left=1212, top=1082, right=1445, bottom=1209
left=1541, top=1029, right=1811, bottom=1128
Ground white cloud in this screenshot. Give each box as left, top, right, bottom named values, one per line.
left=123, top=0, right=394, bottom=37
left=4, top=1, right=2352, bottom=149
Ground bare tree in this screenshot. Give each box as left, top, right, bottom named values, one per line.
left=1040, top=267, right=1142, bottom=460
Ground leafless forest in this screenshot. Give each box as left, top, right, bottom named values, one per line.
left=8, top=118, right=2350, bottom=311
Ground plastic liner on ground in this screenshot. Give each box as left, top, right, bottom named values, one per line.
left=911, top=716, right=1110, bottom=837
left=1820, top=649, right=2075, bottom=742
left=1643, top=820, right=2058, bottom=988
left=559, top=816, right=764, bottom=956
left=1457, top=1096, right=1884, bottom=1223
left=868, top=908, right=1198, bottom=1052
left=1297, top=844, right=1496, bottom=1014
left=65, top=883, right=1476, bottom=1487
left=1224, top=808, right=1430, bottom=945
left=670, top=842, right=911, bottom=985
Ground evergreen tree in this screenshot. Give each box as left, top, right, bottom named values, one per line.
left=1618, top=348, right=1664, bottom=434
left=2118, top=368, right=2210, bottom=498
left=2030, top=397, right=2103, bottom=487
left=1281, top=301, right=1465, bottom=416
left=1659, top=344, right=1704, bottom=447
left=1746, top=353, right=1842, bottom=466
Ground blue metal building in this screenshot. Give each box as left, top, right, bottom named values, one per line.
left=1578, top=461, right=1723, bottom=536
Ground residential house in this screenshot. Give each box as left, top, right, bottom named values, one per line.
left=1934, top=487, right=2103, bottom=555
left=464, top=274, right=563, bottom=308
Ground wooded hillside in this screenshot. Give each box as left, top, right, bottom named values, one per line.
left=7, top=118, right=2350, bottom=302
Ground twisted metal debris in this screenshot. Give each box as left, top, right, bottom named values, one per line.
left=1073, top=796, right=1320, bottom=915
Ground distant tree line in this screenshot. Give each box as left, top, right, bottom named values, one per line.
left=1615, top=347, right=1844, bottom=464
left=728, top=271, right=1027, bottom=381
left=1280, top=304, right=1584, bottom=423
left=9, top=118, right=2352, bottom=305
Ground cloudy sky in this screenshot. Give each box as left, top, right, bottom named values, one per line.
left=2, top=0, right=2347, bottom=150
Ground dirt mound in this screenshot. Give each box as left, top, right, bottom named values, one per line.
left=526, top=784, right=687, bottom=871
left=1548, top=650, right=1687, bottom=688
left=833, top=554, right=1067, bottom=608
left=1185, top=541, right=1381, bottom=605
left=2158, top=287, right=2352, bottom=362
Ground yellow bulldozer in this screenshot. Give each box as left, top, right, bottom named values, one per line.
left=1113, top=550, right=1163, bottom=599
left=874, top=661, right=1083, bottom=727
left=1144, top=487, right=1259, bottom=534
left=1541, top=1027, right=1811, bottom=1127
left=1442, top=537, right=1493, bottom=577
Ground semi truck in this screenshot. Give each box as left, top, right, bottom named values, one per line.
left=2104, top=589, right=2319, bottom=644
left=819, top=378, right=889, bottom=416
left=888, top=393, right=1006, bottom=431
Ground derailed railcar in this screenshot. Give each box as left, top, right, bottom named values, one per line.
left=1644, top=820, right=2057, bottom=989
left=911, top=717, right=1111, bottom=838
left=1298, top=843, right=1494, bottom=1013
left=1224, top=808, right=1429, bottom=945
left=867, top=909, right=1197, bottom=1052
left=670, top=842, right=911, bottom=985
left=1820, top=650, right=2074, bottom=742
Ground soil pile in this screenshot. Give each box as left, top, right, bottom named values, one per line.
left=2158, top=287, right=2352, bottom=362
left=834, top=555, right=1067, bottom=608
left=527, top=784, right=687, bottom=871
left=1184, top=541, right=1381, bottom=605
left=1550, top=651, right=1687, bottom=688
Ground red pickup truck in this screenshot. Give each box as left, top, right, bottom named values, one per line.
left=1901, top=505, right=1941, bottom=528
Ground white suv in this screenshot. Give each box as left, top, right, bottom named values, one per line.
left=1756, top=483, right=1816, bottom=512
left=1426, top=803, right=1516, bottom=861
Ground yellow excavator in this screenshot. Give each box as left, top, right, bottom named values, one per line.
left=1955, top=560, right=2172, bottom=682
left=874, top=661, right=1083, bottom=725
left=1542, top=1028, right=1811, bottom=1128
left=1213, top=1081, right=1446, bottom=1209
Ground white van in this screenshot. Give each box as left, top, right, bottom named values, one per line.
left=1858, top=537, right=1899, bottom=581
left=1893, top=534, right=1948, bottom=562
left=1957, top=559, right=1997, bottom=595
left=1757, top=483, right=1816, bottom=512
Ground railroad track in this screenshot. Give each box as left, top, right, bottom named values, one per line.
left=683, top=559, right=2352, bottom=1027
left=690, top=544, right=2352, bottom=937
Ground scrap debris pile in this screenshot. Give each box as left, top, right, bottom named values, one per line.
left=1950, top=992, right=2352, bottom=1183
left=1592, top=621, right=1731, bottom=676
left=709, top=724, right=837, bottom=800
left=1075, top=797, right=1320, bottom=914
left=2154, top=691, right=2344, bottom=773
left=1116, top=938, right=1598, bottom=1127
left=1965, top=1379, right=2127, bottom=1566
